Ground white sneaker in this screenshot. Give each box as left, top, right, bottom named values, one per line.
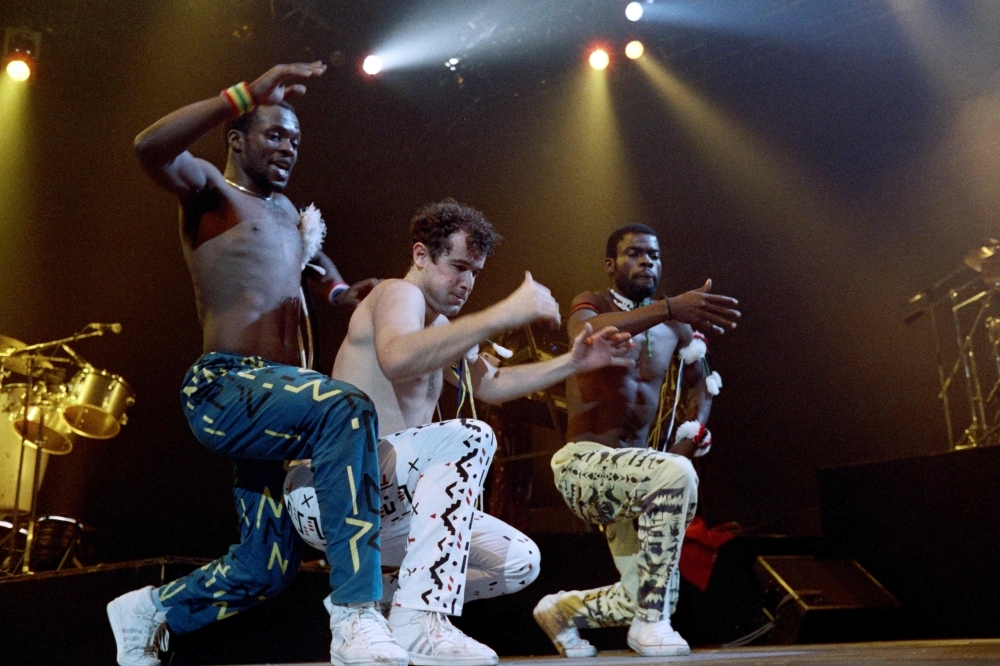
left=388, top=607, right=499, bottom=666
left=626, top=617, right=690, bottom=657
left=532, top=592, right=597, bottom=658
left=106, top=586, right=169, bottom=666
left=327, top=600, right=409, bottom=666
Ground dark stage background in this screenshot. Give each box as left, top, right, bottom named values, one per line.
left=1, top=0, right=999, bottom=563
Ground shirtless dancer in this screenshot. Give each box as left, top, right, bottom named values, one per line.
left=288, top=200, right=634, bottom=666
left=532, top=223, right=741, bottom=657
left=106, top=63, right=407, bottom=666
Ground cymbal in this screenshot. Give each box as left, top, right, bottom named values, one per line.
left=965, top=240, right=1000, bottom=274
left=0, top=335, right=55, bottom=376
left=0, top=334, right=26, bottom=353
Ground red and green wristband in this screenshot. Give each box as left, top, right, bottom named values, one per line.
left=220, top=81, right=255, bottom=118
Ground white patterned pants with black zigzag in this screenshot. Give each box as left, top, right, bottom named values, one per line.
left=551, top=441, right=698, bottom=626
left=379, top=419, right=540, bottom=616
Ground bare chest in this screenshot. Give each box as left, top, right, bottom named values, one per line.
left=627, top=323, right=680, bottom=383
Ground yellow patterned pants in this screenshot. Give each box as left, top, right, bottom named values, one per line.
left=550, top=441, right=698, bottom=625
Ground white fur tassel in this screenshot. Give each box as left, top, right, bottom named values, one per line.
left=675, top=421, right=703, bottom=442
left=490, top=341, right=514, bottom=359
left=299, top=204, right=327, bottom=269
left=705, top=371, right=722, bottom=396
left=679, top=336, right=707, bottom=364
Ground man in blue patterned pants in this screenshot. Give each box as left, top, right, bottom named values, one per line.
left=106, top=61, right=406, bottom=666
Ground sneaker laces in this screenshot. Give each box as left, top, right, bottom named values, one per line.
left=352, top=607, right=398, bottom=646
left=419, top=612, right=473, bottom=647
left=148, top=623, right=169, bottom=656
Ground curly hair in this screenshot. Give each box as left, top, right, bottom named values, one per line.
left=606, top=223, right=658, bottom=259
left=223, top=100, right=296, bottom=151
left=410, top=199, right=502, bottom=263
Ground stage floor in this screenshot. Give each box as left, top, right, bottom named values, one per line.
left=218, top=640, right=1000, bottom=666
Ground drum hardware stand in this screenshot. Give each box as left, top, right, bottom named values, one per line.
left=515, top=325, right=563, bottom=437
left=949, top=287, right=992, bottom=448
left=2, top=355, right=45, bottom=575
left=908, top=242, right=1000, bottom=451
left=0, top=327, right=103, bottom=576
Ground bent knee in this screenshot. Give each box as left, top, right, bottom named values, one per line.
left=505, top=535, right=541, bottom=590
left=234, top=561, right=298, bottom=600
left=650, top=454, right=699, bottom=492
left=455, top=419, right=498, bottom=457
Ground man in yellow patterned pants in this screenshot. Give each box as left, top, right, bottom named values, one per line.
left=533, top=224, right=740, bottom=658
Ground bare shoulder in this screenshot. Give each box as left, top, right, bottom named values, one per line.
left=369, top=279, right=426, bottom=320
left=571, top=290, right=607, bottom=310
left=369, top=278, right=420, bottom=302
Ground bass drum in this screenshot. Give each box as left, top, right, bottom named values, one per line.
left=0, top=394, right=49, bottom=513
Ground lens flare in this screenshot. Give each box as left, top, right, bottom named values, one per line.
left=625, top=40, right=645, bottom=60
left=625, top=2, right=644, bottom=21
left=362, top=55, right=383, bottom=76
left=589, top=49, right=610, bottom=70
left=6, top=59, right=30, bottom=82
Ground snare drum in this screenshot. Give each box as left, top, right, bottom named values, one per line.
left=61, top=368, right=134, bottom=439
left=0, top=383, right=74, bottom=456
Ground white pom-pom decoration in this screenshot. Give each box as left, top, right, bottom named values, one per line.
left=679, top=337, right=707, bottom=364
left=705, top=371, right=723, bottom=396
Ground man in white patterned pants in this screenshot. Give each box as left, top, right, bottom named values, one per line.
left=320, top=200, right=635, bottom=666
left=376, top=421, right=538, bottom=614
left=533, top=224, right=741, bottom=658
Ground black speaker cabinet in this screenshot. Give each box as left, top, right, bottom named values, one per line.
left=755, top=555, right=899, bottom=644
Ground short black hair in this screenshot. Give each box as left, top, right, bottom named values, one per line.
left=223, top=100, right=297, bottom=150
left=606, top=223, right=658, bottom=259
left=410, top=199, right=502, bottom=263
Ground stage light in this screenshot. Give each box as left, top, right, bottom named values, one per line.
left=625, top=2, right=644, bottom=22
left=3, top=28, right=40, bottom=83
left=625, top=40, right=645, bottom=60
left=6, top=58, right=29, bottom=81
left=362, top=54, right=383, bottom=76
left=589, top=48, right=610, bottom=70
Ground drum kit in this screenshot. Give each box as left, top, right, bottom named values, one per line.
left=906, top=240, right=1000, bottom=450
left=0, top=324, right=133, bottom=574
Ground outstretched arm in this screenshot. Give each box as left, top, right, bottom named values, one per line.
left=133, top=62, right=326, bottom=197
left=374, top=273, right=561, bottom=382
left=470, top=323, right=635, bottom=405
left=567, top=279, right=741, bottom=339
left=307, top=251, right=380, bottom=309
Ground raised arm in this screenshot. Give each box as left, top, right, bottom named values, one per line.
left=567, top=279, right=741, bottom=339
left=374, top=273, right=560, bottom=382
left=469, top=323, right=635, bottom=405
left=133, top=62, right=326, bottom=197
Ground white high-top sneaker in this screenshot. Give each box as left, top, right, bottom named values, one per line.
left=326, top=599, right=409, bottom=666
left=626, top=617, right=690, bottom=656
left=532, top=592, right=597, bottom=658
left=388, top=607, right=499, bottom=666
left=106, top=586, right=169, bottom=666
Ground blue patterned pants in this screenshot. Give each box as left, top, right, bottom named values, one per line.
left=154, top=352, right=381, bottom=634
